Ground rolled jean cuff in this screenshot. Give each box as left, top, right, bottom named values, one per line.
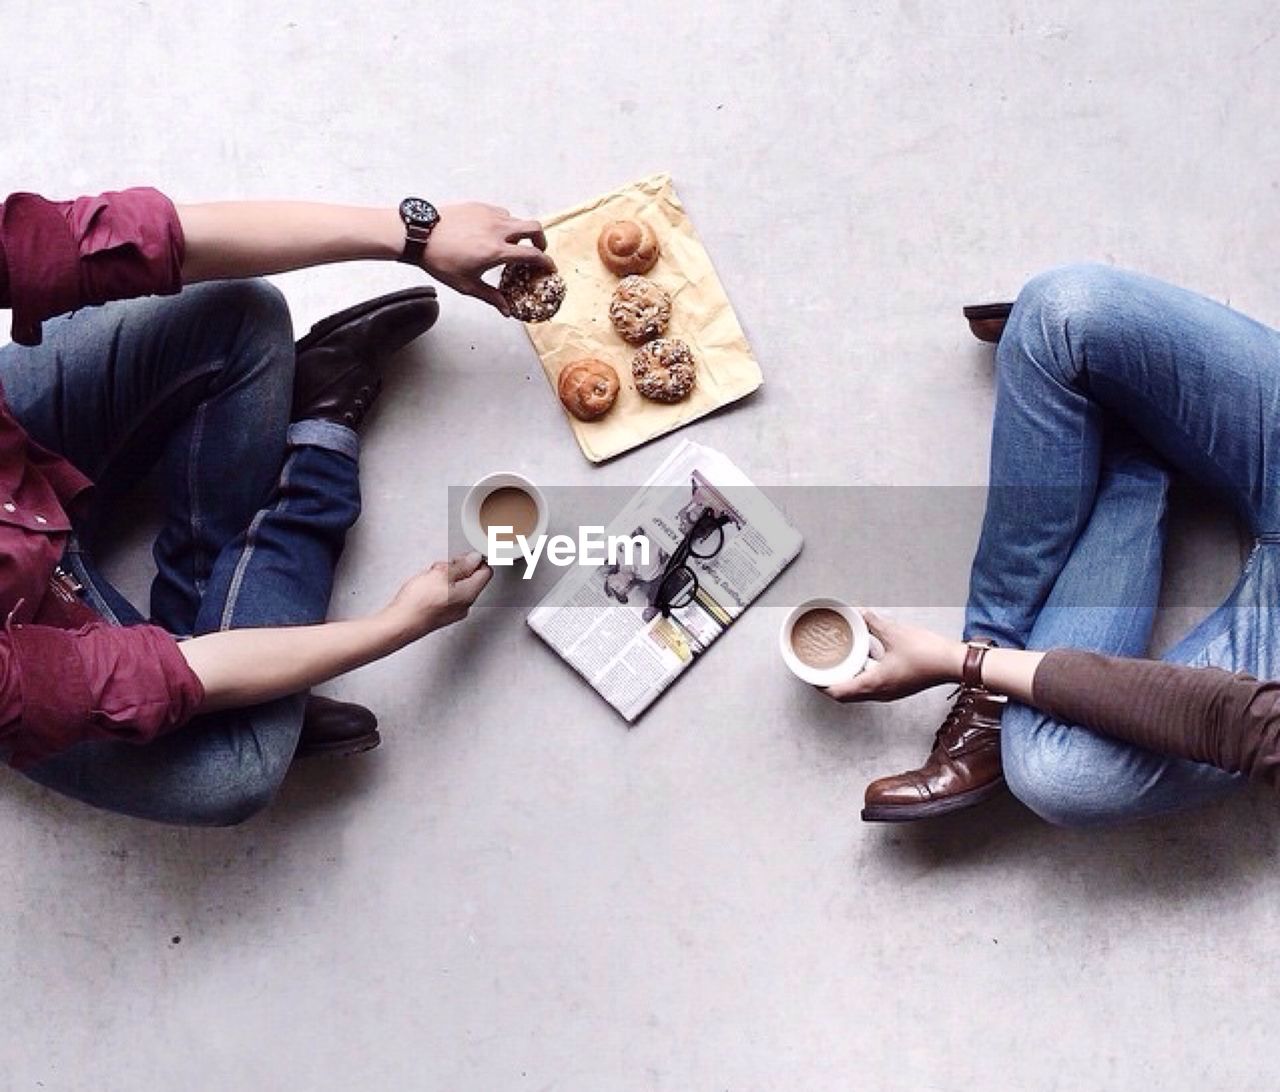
left=286, top=419, right=359, bottom=461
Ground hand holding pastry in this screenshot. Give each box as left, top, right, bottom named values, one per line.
left=501, top=263, right=567, bottom=323
left=413, top=202, right=555, bottom=317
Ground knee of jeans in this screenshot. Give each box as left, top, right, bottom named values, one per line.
left=201, top=279, right=294, bottom=370
left=1001, top=703, right=1109, bottom=828
left=201, top=281, right=296, bottom=437
left=1005, top=263, right=1129, bottom=386
left=196, top=277, right=290, bottom=330
left=193, top=752, right=287, bottom=827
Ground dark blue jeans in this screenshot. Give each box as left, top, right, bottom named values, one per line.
left=0, top=281, right=362, bottom=825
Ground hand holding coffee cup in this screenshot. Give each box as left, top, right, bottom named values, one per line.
left=779, top=598, right=873, bottom=687
left=823, top=611, right=967, bottom=704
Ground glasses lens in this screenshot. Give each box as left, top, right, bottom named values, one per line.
left=689, top=520, right=725, bottom=559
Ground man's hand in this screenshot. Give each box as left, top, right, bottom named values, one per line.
left=420, top=203, right=554, bottom=317
left=824, top=611, right=965, bottom=704
left=180, top=553, right=495, bottom=713
left=381, top=552, right=494, bottom=642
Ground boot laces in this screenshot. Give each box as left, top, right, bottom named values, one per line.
left=934, top=686, right=980, bottom=746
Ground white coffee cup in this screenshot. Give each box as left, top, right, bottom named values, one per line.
left=461, top=471, right=550, bottom=557
left=779, top=597, right=871, bottom=686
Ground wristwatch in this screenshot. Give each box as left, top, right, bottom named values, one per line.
left=398, top=197, right=440, bottom=265
left=962, top=638, right=996, bottom=689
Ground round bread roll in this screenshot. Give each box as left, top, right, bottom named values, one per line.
left=609, top=276, right=672, bottom=344
left=499, top=263, right=566, bottom=323
left=597, top=220, right=660, bottom=277
left=632, top=338, right=697, bottom=403
left=558, top=359, right=620, bottom=421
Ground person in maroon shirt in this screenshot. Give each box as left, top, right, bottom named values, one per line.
left=0, top=188, right=550, bottom=824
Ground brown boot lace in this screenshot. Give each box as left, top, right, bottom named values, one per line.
left=933, top=686, right=986, bottom=748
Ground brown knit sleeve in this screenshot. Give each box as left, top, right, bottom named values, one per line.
left=1032, top=649, right=1280, bottom=788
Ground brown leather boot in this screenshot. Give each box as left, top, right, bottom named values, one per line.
left=862, top=688, right=1007, bottom=822
left=295, top=695, right=381, bottom=759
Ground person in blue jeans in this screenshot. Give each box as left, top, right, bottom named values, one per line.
left=834, top=264, right=1277, bottom=826
left=0, top=192, right=557, bottom=825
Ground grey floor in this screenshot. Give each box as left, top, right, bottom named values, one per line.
left=5, top=2, right=1280, bottom=1089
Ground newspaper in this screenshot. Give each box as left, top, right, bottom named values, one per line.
left=528, top=441, right=804, bottom=721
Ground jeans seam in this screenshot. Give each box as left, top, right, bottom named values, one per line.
left=218, top=456, right=293, bottom=631
left=186, top=401, right=209, bottom=599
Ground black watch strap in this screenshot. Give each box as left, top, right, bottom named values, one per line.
left=401, top=228, right=431, bottom=266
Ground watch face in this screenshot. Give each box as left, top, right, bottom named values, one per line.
left=400, top=197, right=439, bottom=228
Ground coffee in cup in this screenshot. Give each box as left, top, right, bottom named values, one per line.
left=779, top=598, right=870, bottom=686
left=479, top=486, right=539, bottom=541
left=790, top=606, right=854, bottom=669
left=461, top=471, right=550, bottom=557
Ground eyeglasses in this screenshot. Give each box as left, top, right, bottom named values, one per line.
left=651, top=507, right=731, bottom=617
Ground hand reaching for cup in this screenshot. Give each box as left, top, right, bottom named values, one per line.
left=417, top=203, right=555, bottom=317
left=823, top=611, right=963, bottom=704
left=382, top=552, right=494, bottom=643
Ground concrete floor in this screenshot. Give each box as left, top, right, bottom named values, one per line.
left=4, top=1, right=1280, bottom=1088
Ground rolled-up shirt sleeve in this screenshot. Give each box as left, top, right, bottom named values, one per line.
left=0, top=620, right=204, bottom=768
left=0, top=187, right=185, bottom=346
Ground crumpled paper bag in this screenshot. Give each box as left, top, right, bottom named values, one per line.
left=522, top=173, right=763, bottom=463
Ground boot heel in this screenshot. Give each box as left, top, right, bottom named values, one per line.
left=963, top=301, right=1014, bottom=344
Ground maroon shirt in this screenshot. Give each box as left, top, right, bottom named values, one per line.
left=0, top=188, right=203, bottom=766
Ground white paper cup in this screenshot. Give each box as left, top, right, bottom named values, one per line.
left=779, top=598, right=871, bottom=687
left=461, top=472, right=549, bottom=558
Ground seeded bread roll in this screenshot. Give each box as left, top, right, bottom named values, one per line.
left=597, top=220, right=660, bottom=277
left=609, top=276, right=672, bottom=344
left=632, top=338, right=696, bottom=403
left=557, top=359, right=620, bottom=421
left=500, top=263, right=566, bottom=323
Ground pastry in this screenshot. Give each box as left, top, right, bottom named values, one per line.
left=631, top=338, right=696, bottom=403
left=597, top=220, right=660, bottom=276
left=609, top=276, right=672, bottom=344
left=500, top=263, right=566, bottom=323
left=557, top=359, right=620, bottom=421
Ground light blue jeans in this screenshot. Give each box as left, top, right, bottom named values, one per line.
left=0, top=281, right=362, bottom=825
left=964, top=263, right=1280, bottom=826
